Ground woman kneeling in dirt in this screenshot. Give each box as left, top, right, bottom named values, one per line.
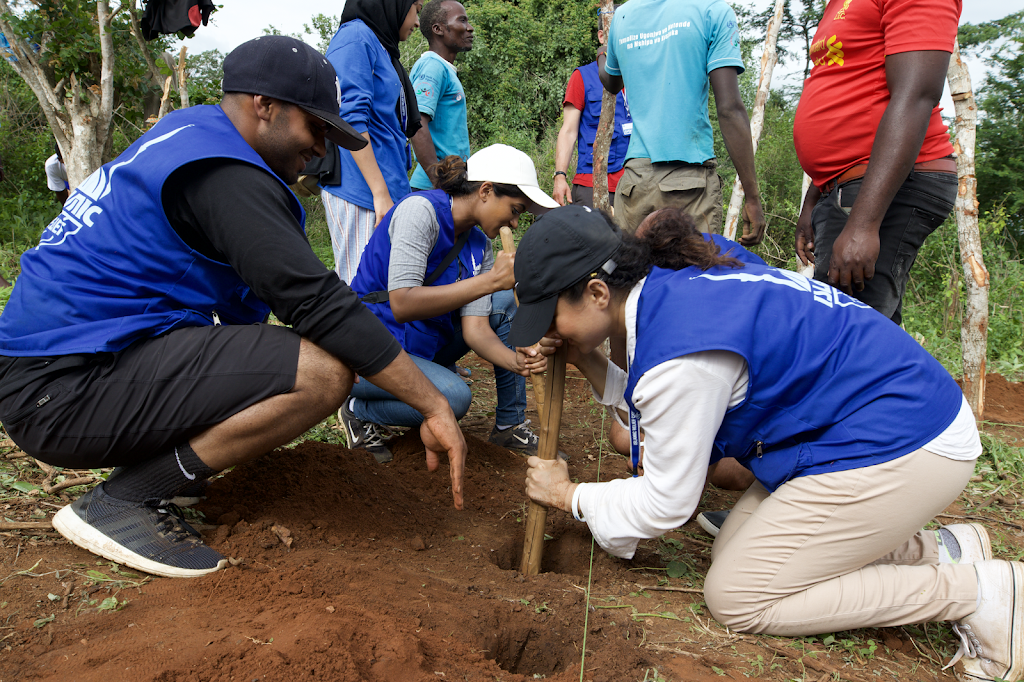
left=344, top=145, right=559, bottom=463
left=511, top=205, right=1020, bottom=682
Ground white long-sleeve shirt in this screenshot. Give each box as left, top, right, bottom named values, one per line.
left=575, top=277, right=980, bottom=559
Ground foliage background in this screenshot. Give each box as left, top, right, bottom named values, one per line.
left=0, top=0, right=1021, bottom=377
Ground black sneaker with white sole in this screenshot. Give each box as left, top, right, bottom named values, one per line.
left=697, top=510, right=729, bottom=538
left=488, top=421, right=540, bottom=456
left=52, top=483, right=228, bottom=579
left=338, top=400, right=394, bottom=464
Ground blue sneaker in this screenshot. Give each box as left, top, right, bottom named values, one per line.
left=52, top=483, right=228, bottom=578
left=697, top=510, right=730, bottom=538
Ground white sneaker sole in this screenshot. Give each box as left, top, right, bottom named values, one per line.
left=696, top=512, right=722, bottom=538
left=52, top=505, right=228, bottom=579
left=947, top=523, right=994, bottom=563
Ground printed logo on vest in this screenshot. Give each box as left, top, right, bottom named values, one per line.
left=37, top=125, right=193, bottom=250
left=692, top=268, right=871, bottom=310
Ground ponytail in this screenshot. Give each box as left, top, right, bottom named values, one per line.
left=562, top=207, right=743, bottom=303
left=431, top=155, right=529, bottom=201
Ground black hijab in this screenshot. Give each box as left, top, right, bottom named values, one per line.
left=341, top=0, right=422, bottom=139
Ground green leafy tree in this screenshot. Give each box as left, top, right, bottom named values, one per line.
left=959, top=11, right=1024, bottom=242
left=0, top=0, right=175, bottom=187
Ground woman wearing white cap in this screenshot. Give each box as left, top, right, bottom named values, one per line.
left=342, top=144, right=559, bottom=463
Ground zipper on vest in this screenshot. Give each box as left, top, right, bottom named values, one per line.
left=211, top=311, right=222, bottom=326
left=755, top=440, right=764, bottom=458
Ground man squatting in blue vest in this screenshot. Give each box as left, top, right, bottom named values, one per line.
left=0, top=36, right=468, bottom=579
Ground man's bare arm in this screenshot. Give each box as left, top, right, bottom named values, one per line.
left=826, top=50, right=951, bottom=294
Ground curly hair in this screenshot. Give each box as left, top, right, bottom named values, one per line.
left=562, top=208, right=743, bottom=303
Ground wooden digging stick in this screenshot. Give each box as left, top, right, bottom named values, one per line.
left=499, top=226, right=547, bottom=423
left=519, top=343, right=568, bottom=575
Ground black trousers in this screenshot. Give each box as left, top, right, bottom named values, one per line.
left=811, top=170, right=958, bottom=325
left=0, top=324, right=299, bottom=469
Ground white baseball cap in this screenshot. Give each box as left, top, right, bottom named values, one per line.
left=466, top=144, right=560, bottom=213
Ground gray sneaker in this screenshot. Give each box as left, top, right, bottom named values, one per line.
left=338, top=400, right=393, bottom=464
left=52, top=483, right=228, bottom=579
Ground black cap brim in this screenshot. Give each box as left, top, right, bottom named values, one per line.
left=305, top=107, right=367, bottom=151
left=508, top=292, right=559, bottom=348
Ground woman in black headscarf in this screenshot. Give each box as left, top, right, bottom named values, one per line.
left=321, top=0, right=424, bottom=286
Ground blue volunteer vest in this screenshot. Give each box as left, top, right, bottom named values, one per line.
left=706, top=233, right=764, bottom=266
left=575, top=62, right=632, bottom=176
left=350, top=189, right=490, bottom=361
left=0, top=105, right=303, bottom=356
left=625, top=265, right=964, bottom=492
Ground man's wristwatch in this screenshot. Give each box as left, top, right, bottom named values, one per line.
left=553, top=171, right=567, bottom=179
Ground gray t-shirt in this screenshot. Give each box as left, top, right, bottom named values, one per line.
left=387, top=195, right=495, bottom=317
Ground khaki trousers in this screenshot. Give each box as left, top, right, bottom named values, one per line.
left=613, top=157, right=723, bottom=234
left=705, top=449, right=979, bottom=635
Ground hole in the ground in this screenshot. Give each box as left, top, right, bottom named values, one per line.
left=483, top=624, right=576, bottom=676
left=490, top=527, right=594, bottom=575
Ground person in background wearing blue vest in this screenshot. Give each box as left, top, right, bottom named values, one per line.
left=510, top=206, right=1022, bottom=682
left=0, top=36, right=468, bottom=580
left=599, top=0, right=765, bottom=243
left=552, top=4, right=631, bottom=209
left=346, top=145, right=560, bottom=463
left=408, top=0, right=474, bottom=191
left=321, top=0, right=424, bottom=285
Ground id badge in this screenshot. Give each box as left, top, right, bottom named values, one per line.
left=621, top=122, right=633, bottom=136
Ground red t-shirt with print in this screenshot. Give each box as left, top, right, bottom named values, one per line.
left=793, top=0, right=961, bottom=188
left=563, top=69, right=625, bottom=193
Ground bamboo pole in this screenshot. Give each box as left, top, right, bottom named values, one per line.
left=591, top=0, right=617, bottom=213
left=519, top=343, right=568, bottom=575
left=723, top=0, right=784, bottom=240
left=499, top=227, right=547, bottom=423
left=946, top=42, right=988, bottom=418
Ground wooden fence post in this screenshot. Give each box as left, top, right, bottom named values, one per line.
left=946, top=41, right=988, bottom=418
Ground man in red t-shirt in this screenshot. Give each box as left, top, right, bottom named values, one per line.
left=793, top=0, right=961, bottom=323
left=552, top=7, right=632, bottom=209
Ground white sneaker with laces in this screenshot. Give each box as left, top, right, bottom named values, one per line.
left=939, top=524, right=993, bottom=564
left=944, top=560, right=1024, bottom=682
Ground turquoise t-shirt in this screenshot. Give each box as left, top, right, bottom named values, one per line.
left=605, top=0, right=744, bottom=164
left=409, top=51, right=470, bottom=190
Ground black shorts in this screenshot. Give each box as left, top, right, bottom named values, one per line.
left=0, top=324, right=300, bottom=468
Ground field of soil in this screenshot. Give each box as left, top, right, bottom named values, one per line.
left=1, top=366, right=1022, bottom=682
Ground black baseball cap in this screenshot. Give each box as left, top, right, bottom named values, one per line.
left=222, top=35, right=367, bottom=151
left=508, top=205, right=622, bottom=347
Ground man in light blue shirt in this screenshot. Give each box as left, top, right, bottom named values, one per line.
left=409, top=0, right=474, bottom=190
left=600, top=0, right=765, bottom=243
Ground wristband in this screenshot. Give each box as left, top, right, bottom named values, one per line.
left=553, top=171, right=567, bottom=179
left=571, top=484, right=586, bottom=521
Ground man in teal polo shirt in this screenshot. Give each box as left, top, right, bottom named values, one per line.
left=409, top=0, right=474, bottom=189
left=600, top=0, right=765, bottom=244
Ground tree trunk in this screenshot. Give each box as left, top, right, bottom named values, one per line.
left=177, top=46, right=190, bottom=109
left=0, top=0, right=116, bottom=190
left=723, top=0, right=784, bottom=240
left=947, top=42, right=988, bottom=418
left=591, top=0, right=616, bottom=213
left=797, top=172, right=814, bottom=277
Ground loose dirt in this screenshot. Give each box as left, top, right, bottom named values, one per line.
left=1, top=367, right=1022, bottom=682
